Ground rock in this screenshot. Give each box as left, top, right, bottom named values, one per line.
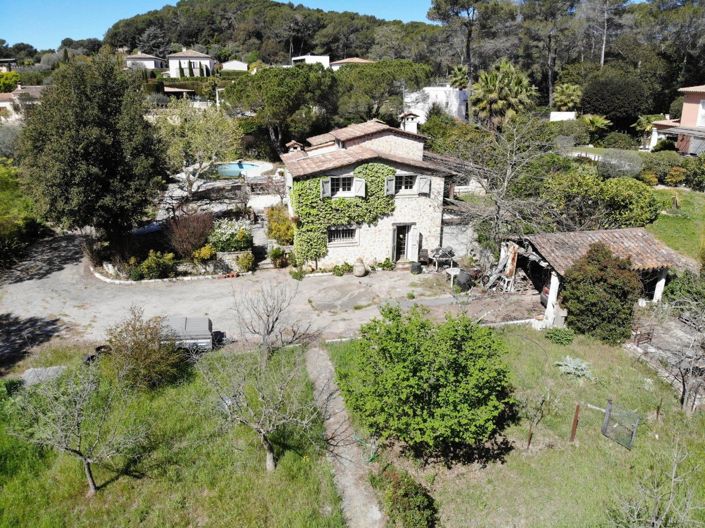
left=21, top=366, right=67, bottom=387
left=353, top=258, right=367, bottom=277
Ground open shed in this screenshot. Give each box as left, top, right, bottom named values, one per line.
left=501, top=228, right=697, bottom=328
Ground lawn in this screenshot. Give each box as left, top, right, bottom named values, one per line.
left=328, top=326, right=705, bottom=527
left=0, top=346, right=344, bottom=528
left=647, top=188, right=705, bottom=260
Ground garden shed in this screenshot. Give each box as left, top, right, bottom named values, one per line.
left=499, top=228, right=697, bottom=328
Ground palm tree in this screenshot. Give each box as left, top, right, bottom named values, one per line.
left=632, top=114, right=664, bottom=148
left=553, top=83, right=582, bottom=111
left=580, top=114, right=612, bottom=144
left=449, top=65, right=469, bottom=90
left=470, top=59, right=537, bottom=128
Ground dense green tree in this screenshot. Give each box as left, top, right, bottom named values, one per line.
left=581, top=69, right=650, bottom=129
left=0, top=72, right=20, bottom=93
left=335, top=59, right=431, bottom=124
left=224, top=64, right=337, bottom=153
left=19, top=52, right=166, bottom=240
left=337, top=305, right=514, bottom=457
left=471, top=59, right=537, bottom=127
left=562, top=243, right=641, bottom=343
left=136, top=26, right=168, bottom=58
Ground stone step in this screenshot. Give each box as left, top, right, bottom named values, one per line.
left=257, top=259, right=276, bottom=270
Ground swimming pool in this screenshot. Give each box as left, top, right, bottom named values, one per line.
left=216, top=161, right=260, bottom=178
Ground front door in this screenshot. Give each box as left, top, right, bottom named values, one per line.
left=394, top=225, right=410, bottom=261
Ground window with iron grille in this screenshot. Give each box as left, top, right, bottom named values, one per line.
left=331, top=176, right=353, bottom=196
left=327, top=227, right=357, bottom=244
left=395, top=175, right=417, bottom=193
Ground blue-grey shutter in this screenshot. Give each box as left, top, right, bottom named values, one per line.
left=385, top=176, right=395, bottom=196
left=321, top=177, right=331, bottom=198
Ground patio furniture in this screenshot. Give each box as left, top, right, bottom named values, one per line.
left=430, top=247, right=455, bottom=271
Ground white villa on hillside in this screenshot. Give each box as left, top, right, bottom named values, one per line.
left=291, top=54, right=330, bottom=68
left=221, top=59, right=248, bottom=72
left=281, top=119, right=460, bottom=267
left=330, top=57, right=375, bottom=71
left=404, top=85, right=467, bottom=123
left=125, top=52, right=166, bottom=70
left=167, top=49, right=215, bottom=78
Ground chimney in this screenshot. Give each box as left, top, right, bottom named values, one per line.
left=399, top=112, right=419, bottom=135
left=286, top=140, right=304, bottom=152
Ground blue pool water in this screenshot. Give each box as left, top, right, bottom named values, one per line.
left=216, top=161, right=259, bottom=178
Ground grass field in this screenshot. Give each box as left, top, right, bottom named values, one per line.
left=328, top=326, right=705, bottom=527
left=0, top=347, right=343, bottom=528
left=647, top=188, right=705, bottom=260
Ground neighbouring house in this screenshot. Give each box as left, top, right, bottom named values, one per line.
left=0, top=58, right=17, bottom=72
left=281, top=119, right=459, bottom=268
left=221, top=59, right=248, bottom=72
left=330, top=57, right=375, bottom=71
left=653, top=85, right=705, bottom=155
left=291, top=54, right=330, bottom=68
left=500, top=228, right=697, bottom=328
left=0, top=93, right=15, bottom=121
left=0, top=84, right=46, bottom=120
left=404, top=85, right=467, bottom=124
left=167, top=49, right=215, bottom=78
left=125, top=52, right=166, bottom=70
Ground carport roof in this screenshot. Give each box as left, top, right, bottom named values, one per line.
left=521, top=228, right=697, bottom=276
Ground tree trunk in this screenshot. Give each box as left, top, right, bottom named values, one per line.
left=600, top=6, right=607, bottom=68
left=547, top=34, right=555, bottom=108
left=465, top=21, right=475, bottom=89
left=268, top=125, right=284, bottom=155
left=261, top=434, right=276, bottom=472
left=83, top=458, right=97, bottom=497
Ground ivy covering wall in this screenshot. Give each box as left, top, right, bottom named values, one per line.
left=290, top=163, right=396, bottom=263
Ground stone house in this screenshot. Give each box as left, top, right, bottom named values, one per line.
left=167, top=49, right=215, bottom=78
left=281, top=119, right=455, bottom=268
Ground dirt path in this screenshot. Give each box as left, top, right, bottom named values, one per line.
left=305, top=346, right=384, bottom=528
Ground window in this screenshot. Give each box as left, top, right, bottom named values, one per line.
left=395, top=175, right=417, bottom=193
left=331, top=176, right=353, bottom=196
left=327, top=227, right=357, bottom=244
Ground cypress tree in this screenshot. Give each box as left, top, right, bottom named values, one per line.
left=188, top=61, right=194, bottom=77
left=178, top=62, right=184, bottom=78
left=199, top=63, right=204, bottom=77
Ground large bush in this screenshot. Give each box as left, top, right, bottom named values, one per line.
left=337, top=306, right=513, bottom=457
left=596, top=131, right=639, bottom=150
left=106, top=307, right=187, bottom=389
left=266, top=204, right=294, bottom=245
left=582, top=71, right=650, bottom=130
left=640, top=151, right=683, bottom=183
left=548, top=119, right=590, bottom=148
left=601, top=177, right=659, bottom=227
left=597, top=149, right=643, bottom=179
left=562, top=243, right=642, bottom=344
left=166, top=213, right=214, bottom=258
left=208, top=218, right=253, bottom=252
left=684, top=155, right=705, bottom=191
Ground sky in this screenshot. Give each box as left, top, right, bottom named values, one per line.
left=0, top=0, right=432, bottom=51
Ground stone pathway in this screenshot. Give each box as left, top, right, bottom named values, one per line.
left=305, top=346, right=384, bottom=528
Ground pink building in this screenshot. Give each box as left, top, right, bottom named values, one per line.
left=653, top=85, right=705, bottom=155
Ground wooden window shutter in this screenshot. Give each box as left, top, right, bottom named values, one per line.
left=320, top=177, right=331, bottom=198
left=385, top=176, right=395, bottom=196
left=408, top=225, right=420, bottom=262
left=418, top=176, right=431, bottom=195
left=353, top=177, right=366, bottom=197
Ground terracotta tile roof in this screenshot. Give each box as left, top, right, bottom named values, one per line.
left=11, top=85, right=45, bottom=99
left=679, top=85, right=705, bottom=93
left=330, top=57, right=375, bottom=65
left=306, top=119, right=426, bottom=147
left=0, top=93, right=13, bottom=102
left=168, top=49, right=212, bottom=59
left=523, top=228, right=697, bottom=276
left=281, top=145, right=440, bottom=178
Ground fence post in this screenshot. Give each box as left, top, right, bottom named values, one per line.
left=569, top=403, right=581, bottom=443
left=601, top=399, right=613, bottom=436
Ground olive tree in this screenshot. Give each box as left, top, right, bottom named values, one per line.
left=6, top=364, right=147, bottom=497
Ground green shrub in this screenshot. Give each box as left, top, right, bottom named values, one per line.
left=684, top=155, right=705, bottom=191
left=192, top=243, right=216, bottom=263
left=337, top=305, right=513, bottom=457
left=581, top=71, right=650, bottom=130
left=665, top=166, right=687, bottom=186
left=639, top=171, right=659, bottom=186
left=640, top=151, right=682, bottom=183
left=371, top=464, right=438, bottom=528
left=332, top=262, right=353, bottom=276
left=266, top=204, right=295, bottom=245
left=236, top=250, right=255, bottom=272
left=555, top=356, right=594, bottom=380
left=107, top=307, right=188, bottom=390
left=597, top=149, right=643, bottom=179
left=268, top=247, right=288, bottom=268
left=289, top=267, right=305, bottom=280
left=548, top=119, right=590, bottom=147
left=378, top=257, right=395, bottom=271
left=562, top=243, right=642, bottom=344
left=652, top=138, right=677, bottom=152
left=139, top=250, right=177, bottom=279
left=602, top=177, right=659, bottom=227
left=208, top=219, right=253, bottom=252
left=596, top=131, right=639, bottom=150
left=545, top=327, right=575, bottom=345
left=669, top=95, right=684, bottom=120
